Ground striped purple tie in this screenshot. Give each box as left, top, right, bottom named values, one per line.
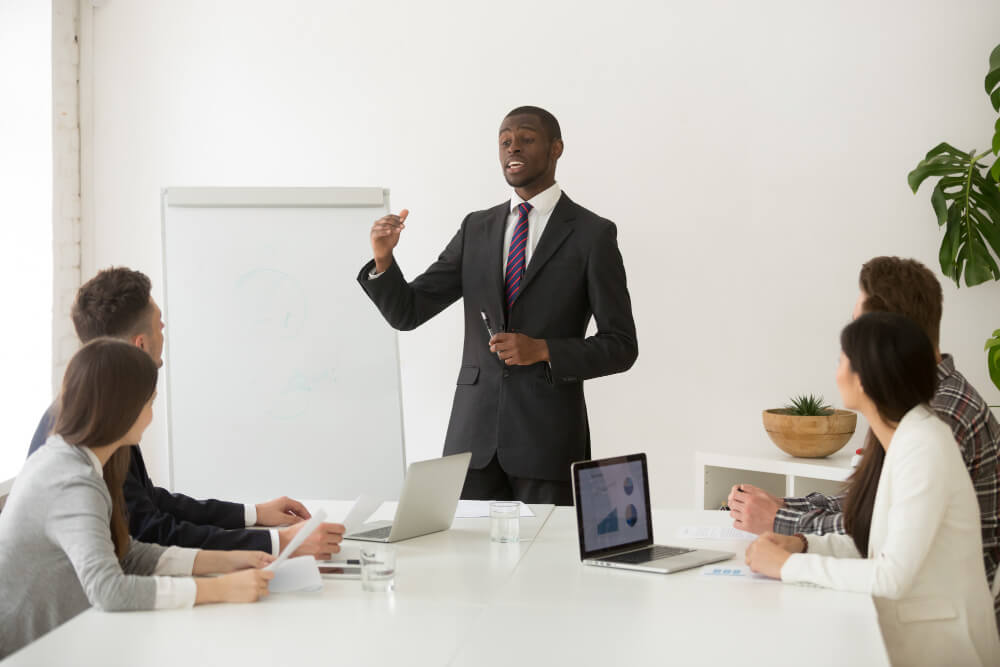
left=504, top=202, right=533, bottom=310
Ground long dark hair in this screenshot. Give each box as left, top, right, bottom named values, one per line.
left=53, top=338, right=159, bottom=560
left=841, top=312, right=937, bottom=555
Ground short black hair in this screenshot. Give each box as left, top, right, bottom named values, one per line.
left=71, top=267, right=154, bottom=343
left=504, top=106, right=562, bottom=142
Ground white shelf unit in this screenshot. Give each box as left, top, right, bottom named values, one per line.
left=695, top=446, right=855, bottom=510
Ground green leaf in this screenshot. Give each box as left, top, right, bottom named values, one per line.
left=974, top=220, right=1000, bottom=268
left=931, top=183, right=948, bottom=225
left=964, top=256, right=993, bottom=286
left=955, top=243, right=970, bottom=285
left=987, top=327, right=1000, bottom=392
left=909, top=153, right=966, bottom=192
left=971, top=228, right=1000, bottom=279
left=784, top=394, right=833, bottom=416
left=989, top=345, right=1000, bottom=392
left=993, top=117, right=1000, bottom=156
left=987, top=43, right=1000, bottom=112
left=993, top=160, right=1000, bottom=182
left=940, top=214, right=961, bottom=282
left=976, top=171, right=1000, bottom=219
left=991, top=42, right=1000, bottom=111
left=915, top=144, right=1000, bottom=287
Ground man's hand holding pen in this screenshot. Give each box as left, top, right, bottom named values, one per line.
left=489, top=333, right=550, bottom=366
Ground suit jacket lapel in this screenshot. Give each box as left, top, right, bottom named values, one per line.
left=518, top=193, right=575, bottom=298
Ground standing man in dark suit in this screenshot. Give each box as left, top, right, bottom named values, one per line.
left=358, top=106, right=638, bottom=505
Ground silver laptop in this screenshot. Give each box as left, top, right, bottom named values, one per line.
left=345, top=452, right=471, bottom=543
left=572, top=453, right=732, bottom=573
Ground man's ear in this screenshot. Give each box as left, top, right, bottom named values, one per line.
left=551, top=138, right=564, bottom=161
left=131, top=332, right=148, bottom=353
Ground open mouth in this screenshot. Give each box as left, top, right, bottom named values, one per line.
left=506, top=160, right=525, bottom=174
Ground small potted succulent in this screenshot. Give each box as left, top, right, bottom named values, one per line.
left=762, top=394, right=857, bottom=458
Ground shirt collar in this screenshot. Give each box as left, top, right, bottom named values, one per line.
left=936, top=353, right=955, bottom=382
left=510, top=182, right=562, bottom=216
left=81, top=444, right=104, bottom=477
left=47, top=433, right=107, bottom=477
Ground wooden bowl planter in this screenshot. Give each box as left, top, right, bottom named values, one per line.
left=762, top=409, right=857, bottom=458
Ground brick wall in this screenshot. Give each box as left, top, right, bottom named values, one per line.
left=51, top=0, right=80, bottom=393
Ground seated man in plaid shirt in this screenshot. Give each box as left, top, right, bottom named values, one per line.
left=728, top=256, right=1000, bottom=622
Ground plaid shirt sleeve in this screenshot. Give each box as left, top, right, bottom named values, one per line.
left=773, top=493, right=847, bottom=536
left=931, top=358, right=1000, bottom=600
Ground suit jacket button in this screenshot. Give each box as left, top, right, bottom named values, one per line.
left=503, top=370, right=510, bottom=378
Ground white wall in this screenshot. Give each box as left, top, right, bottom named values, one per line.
left=82, top=0, right=1000, bottom=508
left=0, top=0, right=52, bottom=483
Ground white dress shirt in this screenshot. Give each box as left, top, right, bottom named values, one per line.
left=502, top=182, right=562, bottom=276
left=82, top=447, right=198, bottom=609
left=242, top=505, right=280, bottom=556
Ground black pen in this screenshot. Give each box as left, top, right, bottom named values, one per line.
left=480, top=310, right=497, bottom=339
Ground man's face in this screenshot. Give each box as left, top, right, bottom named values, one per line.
left=498, top=113, right=562, bottom=192
left=138, top=298, right=165, bottom=368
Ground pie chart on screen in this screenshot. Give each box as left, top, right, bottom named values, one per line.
left=625, top=504, right=638, bottom=527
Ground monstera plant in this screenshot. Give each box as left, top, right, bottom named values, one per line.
left=988, top=330, right=1000, bottom=399
left=909, top=43, right=1000, bottom=397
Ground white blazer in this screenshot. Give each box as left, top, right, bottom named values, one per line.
left=781, top=404, right=1000, bottom=666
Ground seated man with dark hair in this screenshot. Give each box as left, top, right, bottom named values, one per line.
left=29, top=266, right=345, bottom=559
left=728, top=256, right=1000, bottom=625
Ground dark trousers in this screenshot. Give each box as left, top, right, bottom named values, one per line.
left=460, top=454, right=574, bottom=506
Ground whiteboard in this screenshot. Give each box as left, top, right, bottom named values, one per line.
left=161, top=187, right=405, bottom=502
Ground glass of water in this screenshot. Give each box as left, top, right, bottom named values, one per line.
left=490, top=501, right=520, bottom=543
left=360, top=544, right=396, bottom=592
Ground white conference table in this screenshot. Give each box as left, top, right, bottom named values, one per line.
left=3, top=502, right=889, bottom=666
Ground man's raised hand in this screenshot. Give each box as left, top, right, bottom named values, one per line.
left=370, top=209, right=409, bottom=273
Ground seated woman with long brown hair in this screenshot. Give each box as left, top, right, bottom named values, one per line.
left=745, top=312, right=999, bottom=666
left=0, top=339, right=275, bottom=658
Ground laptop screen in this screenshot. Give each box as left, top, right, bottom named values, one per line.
left=573, top=454, right=653, bottom=558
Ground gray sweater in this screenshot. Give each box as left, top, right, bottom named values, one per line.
left=0, top=437, right=167, bottom=658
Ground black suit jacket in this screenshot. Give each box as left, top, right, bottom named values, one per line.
left=28, top=406, right=272, bottom=551
left=358, top=192, right=638, bottom=482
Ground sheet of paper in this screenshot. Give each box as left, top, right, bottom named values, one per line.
left=454, top=500, right=535, bottom=518
left=265, top=507, right=327, bottom=571
left=341, top=495, right=383, bottom=534
left=676, top=525, right=756, bottom=541
left=269, top=555, right=323, bottom=593
left=699, top=564, right=778, bottom=582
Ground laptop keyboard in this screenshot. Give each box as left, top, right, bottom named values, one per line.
left=604, top=545, right=693, bottom=564
left=350, top=526, right=392, bottom=540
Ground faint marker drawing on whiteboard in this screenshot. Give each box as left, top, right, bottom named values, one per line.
left=267, top=369, right=337, bottom=420
left=232, top=268, right=307, bottom=341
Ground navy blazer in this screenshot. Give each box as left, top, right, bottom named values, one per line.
left=358, top=192, right=638, bottom=482
left=28, top=406, right=272, bottom=552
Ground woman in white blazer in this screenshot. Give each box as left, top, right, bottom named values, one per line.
left=746, top=312, right=999, bottom=666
